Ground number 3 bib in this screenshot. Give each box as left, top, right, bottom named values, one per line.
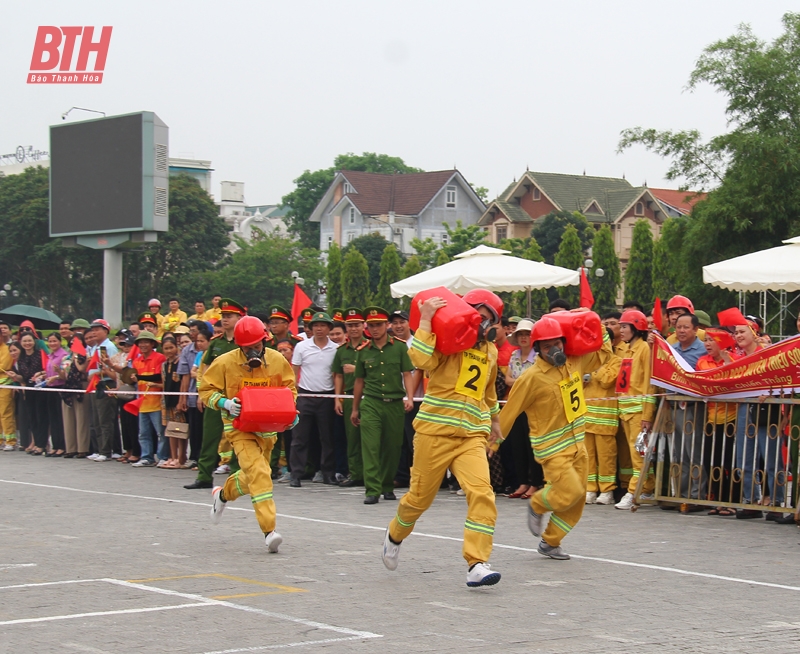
left=455, top=349, right=489, bottom=400
left=559, top=371, right=587, bottom=423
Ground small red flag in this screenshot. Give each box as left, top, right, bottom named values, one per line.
left=127, top=344, right=140, bottom=362
left=290, top=282, right=312, bottom=335
left=653, top=297, right=663, bottom=333
left=70, top=337, right=87, bottom=357
left=84, top=350, right=100, bottom=393
left=579, top=268, right=594, bottom=309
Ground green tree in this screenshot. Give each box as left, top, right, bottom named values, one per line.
left=442, top=220, right=488, bottom=258
left=374, top=243, right=402, bottom=311
left=342, top=232, right=396, bottom=296
left=618, top=13, right=800, bottom=312
left=436, top=249, right=450, bottom=266
left=522, top=237, right=551, bottom=314
left=282, top=152, right=423, bottom=249
left=409, top=236, right=439, bottom=270
left=326, top=242, right=343, bottom=309
left=624, top=220, right=654, bottom=306
left=399, top=255, right=422, bottom=310
left=554, top=225, right=584, bottom=306
left=531, top=211, right=593, bottom=264
left=590, top=225, right=621, bottom=310
left=341, top=248, right=371, bottom=308
left=651, top=218, right=688, bottom=300
left=470, top=184, right=489, bottom=203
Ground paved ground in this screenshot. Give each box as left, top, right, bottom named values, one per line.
left=2, top=453, right=800, bottom=653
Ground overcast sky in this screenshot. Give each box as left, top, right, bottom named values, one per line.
left=2, top=2, right=793, bottom=205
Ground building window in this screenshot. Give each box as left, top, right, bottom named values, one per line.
left=446, top=185, right=457, bottom=207
left=347, top=232, right=354, bottom=243
left=349, top=207, right=356, bottom=224
left=343, top=182, right=354, bottom=194
left=532, top=187, right=541, bottom=201
left=496, top=224, right=507, bottom=241
left=441, top=232, right=449, bottom=246
left=635, top=201, right=644, bottom=216
left=327, top=235, right=333, bottom=248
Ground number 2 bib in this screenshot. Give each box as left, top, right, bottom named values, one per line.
left=455, top=349, right=489, bottom=400
left=559, top=371, right=587, bottom=423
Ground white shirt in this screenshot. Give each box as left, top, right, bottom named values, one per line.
left=292, top=337, right=337, bottom=391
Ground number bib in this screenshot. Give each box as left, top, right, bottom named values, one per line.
left=455, top=349, right=489, bottom=400
left=615, top=359, right=632, bottom=393
left=559, top=371, right=587, bottom=423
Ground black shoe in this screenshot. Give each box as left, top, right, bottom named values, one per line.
left=383, top=492, right=397, bottom=500
left=364, top=495, right=379, bottom=505
left=775, top=512, right=796, bottom=524
left=339, top=477, right=364, bottom=487
left=736, top=509, right=763, bottom=519
left=184, top=480, right=212, bottom=489
left=289, top=479, right=301, bottom=488
left=322, top=475, right=339, bottom=486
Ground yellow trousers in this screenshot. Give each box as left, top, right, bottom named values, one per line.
left=222, top=432, right=277, bottom=534
left=0, top=388, right=16, bottom=446
left=218, top=435, right=233, bottom=465
left=389, top=433, right=497, bottom=567
left=584, top=431, right=617, bottom=493
left=622, top=415, right=655, bottom=494
left=530, top=445, right=587, bottom=548
left=616, top=425, right=633, bottom=489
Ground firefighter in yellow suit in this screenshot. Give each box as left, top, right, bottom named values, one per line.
left=200, top=316, right=297, bottom=551
left=382, top=290, right=504, bottom=588
left=499, top=313, right=613, bottom=560
left=614, top=309, right=658, bottom=510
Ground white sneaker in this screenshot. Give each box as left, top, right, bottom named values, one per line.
left=93, top=455, right=109, bottom=462
left=181, top=459, right=196, bottom=469
left=466, top=562, right=501, bottom=587
left=640, top=493, right=655, bottom=501
left=264, top=531, right=283, bottom=553
left=585, top=492, right=597, bottom=504
left=131, top=459, right=155, bottom=467
left=311, top=471, right=324, bottom=483
left=210, top=486, right=226, bottom=524
left=3, top=444, right=15, bottom=451
left=214, top=464, right=231, bottom=475
left=615, top=492, right=635, bottom=510
left=527, top=505, right=547, bottom=537
left=456, top=489, right=465, bottom=496
left=87, top=453, right=100, bottom=460
left=276, top=472, right=292, bottom=483
left=596, top=491, right=615, bottom=505
left=111, top=453, right=121, bottom=459
left=382, top=528, right=401, bottom=571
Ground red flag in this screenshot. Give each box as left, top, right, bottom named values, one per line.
left=70, top=337, right=86, bottom=357
left=291, top=283, right=312, bottom=335
left=127, top=344, right=140, bottom=362
left=579, top=268, right=594, bottom=309
left=84, top=350, right=100, bottom=393
left=653, top=297, right=663, bottom=333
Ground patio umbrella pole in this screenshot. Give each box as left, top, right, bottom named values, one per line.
left=526, top=286, right=531, bottom=318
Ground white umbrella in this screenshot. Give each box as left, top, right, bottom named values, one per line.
left=390, top=245, right=579, bottom=303
left=702, top=236, right=800, bottom=291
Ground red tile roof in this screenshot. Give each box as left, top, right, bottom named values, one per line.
left=340, top=170, right=457, bottom=216
left=649, top=188, right=707, bottom=215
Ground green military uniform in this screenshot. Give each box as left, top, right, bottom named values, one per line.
left=354, top=306, right=414, bottom=498
left=193, top=299, right=245, bottom=485
left=332, top=327, right=369, bottom=482
left=264, top=304, right=303, bottom=350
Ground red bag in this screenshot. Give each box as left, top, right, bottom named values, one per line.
left=408, top=286, right=482, bottom=355
left=544, top=311, right=604, bottom=356
left=233, top=386, right=296, bottom=433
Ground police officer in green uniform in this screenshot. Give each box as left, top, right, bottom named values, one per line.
left=265, top=305, right=303, bottom=350
left=330, top=308, right=345, bottom=324
left=184, top=298, right=245, bottom=489
left=351, top=306, right=416, bottom=505
left=333, top=308, right=369, bottom=487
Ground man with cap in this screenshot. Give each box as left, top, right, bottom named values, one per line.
left=138, top=312, right=160, bottom=340
left=148, top=299, right=166, bottom=338
left=265, top=305, right=303, bottom=349
left=290, top=311, right=338, bottom=486
left=352, top=306, right=415, bottom=505
left=87, top=319, right=119, bottom=462
left=0, top=320, right=16, bottom=450
left=70, top=318, right=91, bottom=336
left=332, top=308, right=369, bottom=487
left=330, top=308, right=345, bottom=325
left=184, top=298, right=246, bottom=488
left=130, top=332, right=167, bottom=467
left=300, top=305, right=323, bottom=340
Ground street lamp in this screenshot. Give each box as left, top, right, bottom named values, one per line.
left=580, top=258, right=604, bottom=278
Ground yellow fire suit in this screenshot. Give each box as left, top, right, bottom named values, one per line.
left=0, top=342, right=16, bottom=447
left=618, top=337, right=658, bottom=494
left=388, top=328, right=500, bottom=567
left=612, top=343, right=634, bottom=488
left=500, top=333, right=613, bottom=548
left=584, top=350, right=622, bottom=493
left=199, top=347, right=296, bottom=535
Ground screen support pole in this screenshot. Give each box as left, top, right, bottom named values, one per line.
left=103, top=249, right=123, bottom=328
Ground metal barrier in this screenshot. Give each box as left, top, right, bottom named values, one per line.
left=632, top=395, right=800, bottom=515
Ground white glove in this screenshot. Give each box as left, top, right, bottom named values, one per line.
left=222, top=398, right=241, bottom=417
left=634, top=430, right=648, bottom=456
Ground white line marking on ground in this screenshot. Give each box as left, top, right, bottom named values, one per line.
left=0, top=602, right=211, bottom=625
left=0, top=563, right=36, bottom=571
left=0, top=578, right=101, bottom=590
left=156, top=552, right=190, bottom=558
left=425, top=601, right=471, bottom=612
left=199, top=636, right=376, bottom=654
left=4, top=478, right=800, bottom=595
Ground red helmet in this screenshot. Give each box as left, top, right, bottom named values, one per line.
left=666, top=295, right=694, bottom=314
left=531, top=316, right=564, bottom=343
left=462, top=289, right=504, bottom=323
left=234, top=315, right=266, bottom=347
left=620, top=309, right=648, bottom=331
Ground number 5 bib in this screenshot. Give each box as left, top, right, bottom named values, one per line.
left=559, top=371, right=587, bottom=423
left=455, top=349, right=489, bottom=400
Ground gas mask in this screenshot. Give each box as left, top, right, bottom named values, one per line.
left=244, top=348, right=263, bottom=369
left=544, top=345, right=567, bottom=367
left=476, top=319, right=497, bottom=344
